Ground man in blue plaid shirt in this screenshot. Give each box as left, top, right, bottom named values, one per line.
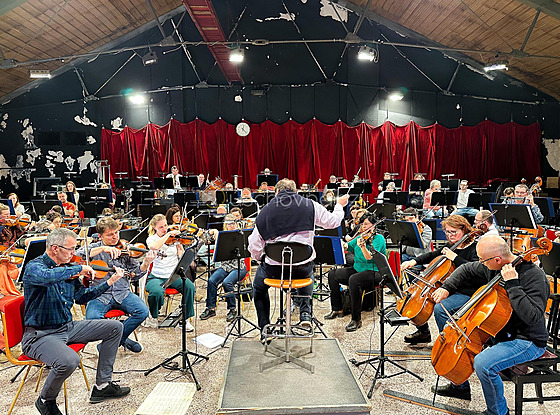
left=22, top=228, right=131, bottom=415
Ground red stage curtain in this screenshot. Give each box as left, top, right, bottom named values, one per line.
left=101, top=119, right=541, bottom=191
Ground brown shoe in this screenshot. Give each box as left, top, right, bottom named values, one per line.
left=324, top=310, right=344, bottom=320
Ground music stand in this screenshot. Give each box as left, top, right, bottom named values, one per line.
left=409, top=180, right=430, bottom=193
left=254, top=192, right=274, bottom=207
left=383, top=179, right=403, bottom=190
left=193, top=213, right=209, bottom=230
left=534, top=197, right=555, bottom=223
left=313, top=235, right=345, bottom=302
left=490, top=203, right=536, bottom=252
left=207, top=215, right=225, bottom=231
left=257, top=174, right=278, bottom=187
left=83, top=188, right=110, bottom=218
left=31, top=199, right=58, bottom=217
left=213, top=229, right=259, bottom=346
left=235, top=202, right=258, bottom=218
left=17, top=239, right=47, bottom=283
left=337, top=187, right=350, bottom=197
left=298, top=191, right=322, bottom=203
left=384, top=219, right=425, bottom=251
left=440, top=179, right=459, bottom=191
left=185, top=176, right=198, bottom=189
left=174, top=192, right=197, bottom=207
left=384, top=192, right=409, bottom=206
left=369, top=203, right=397, bottom=220
left=153, top=178, right=166, bottom=189
left=350, top=249, right=422, bottom=398
left=431, top=191, right=457, bottom=216
left=540, top=241, right=560, bottom=294
left=326, top=183, right=339, bottom=190
left=145, top=244, right=208, bottom=388
left=467, top=191, right=494, bottom=210
left=215, top=190, right=237, bottom=205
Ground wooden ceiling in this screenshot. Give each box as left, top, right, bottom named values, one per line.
left=345, top=0, right=560, bottom=99
left=1, top=0, right=560, bottom=101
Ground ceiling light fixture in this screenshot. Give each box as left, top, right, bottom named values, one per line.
left=357, top=45, right=378, bottom=62
left=483, top=61, right=508, bottom=72
left=229, top=47, right=244, bottom=63
left=129, top=94, right=146, bottom=105
left=29, top=69, right=51, bottom=79
left=389, top=92, right=404, bottom=101
left=142, top=50, right=158, bottom=66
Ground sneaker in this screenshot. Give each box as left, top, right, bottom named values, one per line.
left=226, top=309, right=237, bottom=323
left=90, top=381, right=131, bottom=403
left=431, top=383, right=471, bottom=400
left=345, top=319, right=362, bottom=332
left=199, top=307, right=216, bottom=320
left=123, top=338, right=143, bottom=353
left=299, top=312, right=312, bottom=328
left=35, top=397, right=62, bottom=415
left=184, top=320, right=195, bottom=332
left=404, top=329, right=431, bottom=344
left=144, top=316, right=159, bottom=328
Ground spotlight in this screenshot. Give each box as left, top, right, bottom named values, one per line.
left=29, top=69, right=51, bottom=79
left=357, top=45, right=378, bottom=62
left=483, top=61, right=508, bottom=72
left=142, top=50, right=158, bottom=66
left=129, top=95, right=146, bottom=105
left=229, top=47, right=244, bottom=63
left=389, top=92, right=404, bottom=101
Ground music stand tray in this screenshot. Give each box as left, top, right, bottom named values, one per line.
left=384, top=192, right=409, bottom=205
left=384, top=220, right=425, bottom=250
left=257, top=174, right=279, bottom=187
left=313, top=236, right=345, bottom=305
left=467, top=192, right=494, bottom=210
left=31, top=199, right=58, bottom=216
left=440, top=179, right=459, bottom=191
left=409, top=180, right=430, bottom=192
left=146, top=243, right=208, bottom=388
left=489, top=203, right=536, bottom=229
left=431, top=191, right=457, bottom=207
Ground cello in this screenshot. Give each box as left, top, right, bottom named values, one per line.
left=431, top=237, right=553, bottom=385
left=396, top=227, right=483, bottom=326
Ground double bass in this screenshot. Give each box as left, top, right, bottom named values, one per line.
left=396, top=227, right=483, bottom=326
left=431, top=237, right=553, bottom=385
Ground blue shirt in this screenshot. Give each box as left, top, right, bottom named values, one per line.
left=23, top=253, right=109, bottom=329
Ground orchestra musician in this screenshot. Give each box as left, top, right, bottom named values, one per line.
left=248, top=179, right=348, bottom=340
left=65, top=181, right=80, bottom=206
left=258, top=181, right=270, bottom=192
left=21, top=228, right=131, bottom=413
left=77, top=217, right=155, bottom=353
left=451, top=180, right=478, bottom=217
left=7, top=193, right=26, bottom=216
left=323, top=175, right=337, bottom=193
left=57, top=191, right=77, bottom=217
left=431, top=235, right=549, bottom=413
left=506, top=183, right=544, bottom=224
left=0, top=203, right=22, bottom=297
left=475, top=210, right=500, bottom=237
left=554, top=231, right=560, bottom=243
left=199, top=214, right=247, bottom=323
left=197, top=173, right=206, bottom=189
left=401, top=215, right=479, bottom=344
left=166, top=165, right=182, bottom=190
left=0, top=203, right=25, bottom=246
left=230, top=207, right=243, bottom=221
left=145, top=214, right=195, bottom=331
left=378, top=172, right=392, bottom=192
left=376, top=181, right=396, bottom=203
left=165, top=206, right=182, bottom=226
left=240, top=187, right=256, bottom=202
left=325, top=214, right=386, bottom=331
left=423, top=179, right=442, bottom=218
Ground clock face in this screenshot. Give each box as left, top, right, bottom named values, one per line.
left=236, top=122, right=250, bottom=137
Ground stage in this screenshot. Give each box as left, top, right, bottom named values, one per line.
left=217, top=338, right=371, bottom=415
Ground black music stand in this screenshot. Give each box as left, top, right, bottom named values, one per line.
left=145, top=244, right=208, bottom=388
left=212, top=229, right=259, bottom=346
left=383, top=179, right=403, bottom=190
left=409, top=180, right=430, bottom=193
left=185, top=176, right=198, bottom=189
left=534, top=197, right=555, bottom=224
left=440, top=179, right=460, bottom=191
left=235, top=201, right=258, bottom=218
left=215, top=190, right=238, bottom=205
left=16, top=239, right=46, bottom=283
left=369, top=203, right=397, bottom=220
left=326, top=183, right=339, bottom=190
left=350, top=250, right=422, bottom=398
left=490, top=203, right=536, bottom=253
left=83, top=188, right=111, bottom=218
left=431, top=191, right=457, bottom=216
left=31, top=199, right=58, bottom=217
left=298, top=191, right=322, bottom=203
left=313, top=235, right=345, bottom=301
left=174, top=191, right=197, bottom=207
left=257, top=174, right=278, bottom=187
left=541, top=241, right=560, bottom=294
left=384, top=191, right=409, bottom=206
left=254, top=192, right=274, bottom=207
left=384, top=219, right=424, bottom=252
left=467, top=191, right=494, bottom=210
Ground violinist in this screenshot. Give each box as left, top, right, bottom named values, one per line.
left=77, top=217, right=156, bottom=354
left=165, top=206, right=181, bottom=226
left=0, top=203, right=23, bottom=297
left=325, top=214, right=387, bottom=332
left=344, top=208, right=367, bottom=242
left=65, top=180, right=80, bottom=206
left=145, top=214, right=195, bottom=331
left=199, top=214, right=247, bottom=323
left=400, top=207, right=432, bottom=269
left=240, top=187, right=256, bottom=202
left=401, top=215, right=479, bottom=345
left=22, top=228, right=131, bottom=411
left=7, top=193, right=26, bottom=216
left=475, top=210, right=499, bottom=237
left=431, top=235, right=549, bottom=413
left=0, top=203, right=25, bottom=246
left=506, top=183, right=544, bottom=224
left=57, top=191, right=77, bottom=217
left=230, top=207, right=243, bottom=221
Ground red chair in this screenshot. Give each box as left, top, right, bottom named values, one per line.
left=104, top=309, right=138, bottom=341
left=1, top=296, right=89, bottom=415
left=164, top=288, right=180, bottom=315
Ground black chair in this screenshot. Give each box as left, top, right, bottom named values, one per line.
left=500, top=293, right=560, bottom=414
left=259, top=242, right=315, bottom=373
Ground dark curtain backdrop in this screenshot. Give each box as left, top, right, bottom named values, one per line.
left=101, top=119, right=541, bottom=191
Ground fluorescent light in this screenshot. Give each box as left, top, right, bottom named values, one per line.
left=29, top=69, right=51, bottom=79
left=142, top=51, right=158, bottom=66
left=389, top=92, right=404, bottom=101
left=357, top=45, right=378, bottom=62
left=229, top=48, right=244, bottom=63
left=483, top=62, right=508, bottom=72
left=129, top=95, right=146, bottom=105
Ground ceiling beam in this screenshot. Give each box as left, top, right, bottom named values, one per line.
left=182, top=0, right=242, bottom=84
left=515, top=0, right=560, bottom=21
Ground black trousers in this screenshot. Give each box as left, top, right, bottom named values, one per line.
left=328, top=266, right=380, bottom=321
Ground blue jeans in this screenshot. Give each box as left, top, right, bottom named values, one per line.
left=207, top=268, right=247, bottom=309
left=474, top=339, right=545, bottom=415
left=253, top=261, right=314, bottom=330
left=452, top=207, right=479, bottom=217
left=85, top=292, right=149, bottom=346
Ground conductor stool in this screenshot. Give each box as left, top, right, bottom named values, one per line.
left=260, top=242, right=315, bottom=373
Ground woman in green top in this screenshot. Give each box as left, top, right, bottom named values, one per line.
left=324, top=215, right=386, bottom=331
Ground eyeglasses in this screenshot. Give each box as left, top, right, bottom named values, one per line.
left=55, top=245, right=76, bottom=253
left=443, top=229, right=459, bottom=236
left=479, top=256, right=498, bottom=264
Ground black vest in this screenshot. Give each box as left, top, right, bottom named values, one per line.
left=256, top=190, right=315, bottom=241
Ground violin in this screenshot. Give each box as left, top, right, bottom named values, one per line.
left=396, top=227, right=484, bottom=326
left=0, top=214, right=32, bottom=228
left=65, top=255, right=135, bottom=286
left=166, top=233, right=196, bottom=246
left=0, top=245, right=26, bottom=265
left=115, top=239, right=149, bottom=258
left=431, top=237, right=553, bottom=385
